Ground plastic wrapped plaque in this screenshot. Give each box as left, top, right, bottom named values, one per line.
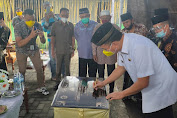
left=51, top=76, right=109, bottom=118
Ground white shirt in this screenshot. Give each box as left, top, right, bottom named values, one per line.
left=118, top=33, right=177, bottom=113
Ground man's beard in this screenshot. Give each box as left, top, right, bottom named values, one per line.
left=126, top=23, right=133, bottom=30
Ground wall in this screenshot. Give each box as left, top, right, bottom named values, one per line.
left=127, top=0, right=177, bottom=29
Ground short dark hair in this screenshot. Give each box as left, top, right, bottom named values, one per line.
left=60, top=8, right=69, bottom=13
left=23, top=9, right=34, bottom=15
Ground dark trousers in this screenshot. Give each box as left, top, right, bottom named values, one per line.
left=0, top=56, right=7, bottom=71
left=123, top=71, right=142, bottom=101
left=79, top=58, right=97, bottom=77
left=97, top=64, right=115, bottom=93
left=56, top=54, right=71, bottom=83
left=144, top=105, right=174, bottom=118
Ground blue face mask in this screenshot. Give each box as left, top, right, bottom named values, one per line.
left=156, top=30, right=166, bottom=38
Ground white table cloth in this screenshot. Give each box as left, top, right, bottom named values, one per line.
left=0, top=93, right=23, bottom=118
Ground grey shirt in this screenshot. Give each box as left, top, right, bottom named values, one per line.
left=51, top=20, right=74, bottom=54
left=14, top=21, right=43, bottom=56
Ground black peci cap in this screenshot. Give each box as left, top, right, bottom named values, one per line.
left=120, top=12, right=133, bottom=21
left=91, top=22, right=122, bottom=46
left=79, top=8, right=89, bottom=15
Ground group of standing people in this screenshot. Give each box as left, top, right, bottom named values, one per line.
left=41, top=1, right=120, bottom=92
left=2, top=1, right=120, bottom=94
left=1, top=2, right=177, bottom=117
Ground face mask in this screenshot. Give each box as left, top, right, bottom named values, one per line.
left=81, top=18, right=89, bottom=24
left=126, top=23, right=133, bottom=30
left=156, top=30, right=166, bottom=38
left=102, top=43, right=115, bottom=57
left=61, top=17, right=68, bottom=23
left=16, top=11, right=23, bottom=16
left=25, top=21, right=35, bottom=28
left=155, top=25, right=167, bottom=38
left=103, top=50, right=114, bottom=56
left=101, top=20, right=109, bottom=24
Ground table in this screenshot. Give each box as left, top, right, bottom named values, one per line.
left=51, top=76, right=109, bottom=118
left=0, top=93, right=24, bottom=118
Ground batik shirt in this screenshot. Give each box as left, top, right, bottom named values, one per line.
left=14, top=21, right=43, bottom=56
left=0, top=27, right=10, bottom=50
left=0, top=26, right=10, bottom=60
left=12, top=16, right=22, bottom=27
left=160, top=30, right=177, bottom=72
left=122, top=23, right=148, bottom=37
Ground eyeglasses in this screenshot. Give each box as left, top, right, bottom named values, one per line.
left=152, top=25, right=165, bottom=31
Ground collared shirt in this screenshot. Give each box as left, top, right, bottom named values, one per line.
left=118, top=33, right=177, bottom=113
left=74, top=20, right=98, bottom=59
left=12, top=16, right=22, bottom=27
left=122, top=23, right=148, bottom=37
left=159, top=30, right=177, bottom=72
left=14, top=21, right=43, bottom=56
left=51, top=20, right=74, bottom=54
left=92, top=23, right=120, bottom=64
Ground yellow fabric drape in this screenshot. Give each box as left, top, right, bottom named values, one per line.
left=54, top=107, right=109, bottom=118
left=0, top=0, right=127, bottom=48
left=0, top=0, right=128, bottom=26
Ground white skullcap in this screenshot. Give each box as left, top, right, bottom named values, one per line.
left=100, top=10, right=110, bottom=17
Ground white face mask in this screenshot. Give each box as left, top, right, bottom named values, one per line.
left=61, top=17, right=68, bottom=23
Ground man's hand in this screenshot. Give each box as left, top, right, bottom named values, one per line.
left=37, top=30, right=44, bottom=38
left=106, top=91, right=125, bottom=101
left=93, top=81, right=105, bottom=90
left=93, top=55, right=98, bottom=62
left=29, top=27, right=37, bottom=39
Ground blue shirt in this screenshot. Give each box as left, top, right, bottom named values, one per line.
left=41, top=15, right=60, bottom=42
left=74, top=20, right=97, bottom=59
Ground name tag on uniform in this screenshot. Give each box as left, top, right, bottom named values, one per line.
left=30, top=45, right=34, bottom=50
